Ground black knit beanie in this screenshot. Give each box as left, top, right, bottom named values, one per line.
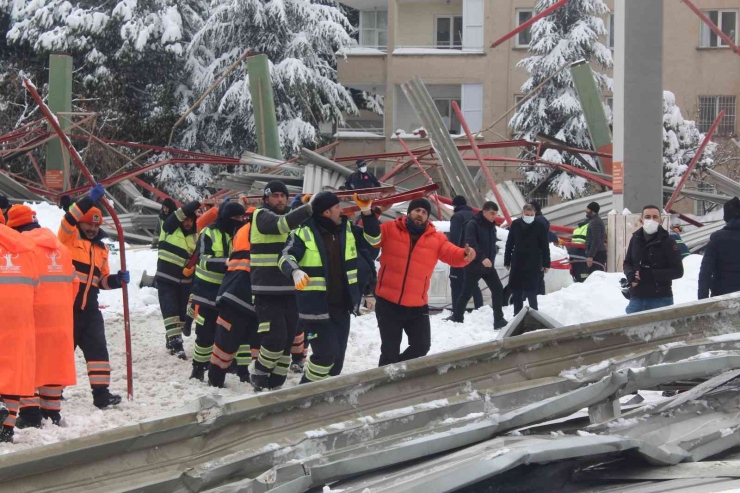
left=311, top=191, right=340, bottom=216
left=408, top=198, right=432, bottom=216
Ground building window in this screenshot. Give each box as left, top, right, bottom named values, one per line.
left=434, top=98, right=462, bottom=134
left=698, top=96, right=737, bottom=135
left=435, top=15, right=463, bottom=49
left=516, top=9, right=534, bottom=47
left=696, top=183, right=719, bottom=216
left=515, top=180, right=550, bottom=209
left=607, top=13, right=614, bottom=49
left=700, top=9, right=737, bottom=48
left=360, top=10, right=388, bottom=50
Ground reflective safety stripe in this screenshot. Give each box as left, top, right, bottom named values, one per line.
left=193, top=343, right=214, bottom=363
left=363, top=231, right=381, bottom=247
left=163, top=316, right=181, bottom=328
left=251, top=254, right=279, bottom=267
left=0, top=275, right=38, bottom=286
left=217, top=292, right=255, bottom=312
left=158, top=250, right=187, bottom=267
left=235, top=345, right=251, bottom=365
left=227, top=259, right=251, bottom=270
left=299, top=313, right=331, bottom=320
left=38, top=274, right=75, bottom=283
left=277, top=216, right=290, bottom=235
left=216, top=316, right=232, bottom=331
left=347, top=270, right=358, bottom=284
left=70, top=204, right=84, bottom=222
left=257, top=346, right=283, bottom=369
left=175, top=208, right=186, bottom=221
left=258, top=321, right=271, bottom=333
left=60, top=222, right=75, bottom=235
left=156, top=271, right=186, bottom=284
left=273, top=355, right=291, bottom=376
left=303, top=277, right=327, bottom=291
left=87, top=361, right=110, bottom=371
left=192, top=294, right=217, bottom=308
left=195, top=265, right=225, bottom=284
left=250, top=284, right=296, bottom=293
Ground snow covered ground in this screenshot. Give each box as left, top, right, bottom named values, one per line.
left=0, top=202, right=705, bottom=454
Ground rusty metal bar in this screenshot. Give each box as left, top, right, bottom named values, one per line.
left=682, top=0, right=740, bottom=56
left=491, top=0, right=572, bottom=48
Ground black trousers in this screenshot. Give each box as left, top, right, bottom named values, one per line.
left=158, top=281, right=191, bottom=340
left=254, top=295, right=299, bottom=388
left=452, top=270, right=504, bottom=324
left=511, top=288, right=538, bottom=315
left=208, top=304, right=259, bottom=387
left=74, top=308, right=111, bottom=390
left=375, top=297, right=431, bottom=366
left=590, top=251, right=607, bottom=274
left=193, top=303, right=219, bottom=366
left=301, top=305, right=351, bottom=383
left=449, top=268, right=483, bottom=310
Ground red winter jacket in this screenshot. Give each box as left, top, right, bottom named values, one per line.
left=375, top=217, right=469, bottom=307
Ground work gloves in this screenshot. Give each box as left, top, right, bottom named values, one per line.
left=353, top=193, right=373, bottom=212
left=89, top=183, right=106, bottom=202
left=292, top=269, right=310, bottom=290
left=117, top=270, right=130, bottom=284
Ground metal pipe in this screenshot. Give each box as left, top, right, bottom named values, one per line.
left=491, top=0, right=572, bottom=48
left=681, top=0, right=740, bottom=56
left=23, top=78, right=135, bottom=401
left=451, top=101, right=512, bottom=225
left=128, top=177, right=181, bottom=206
left=664, top=110, right=725, bottom=212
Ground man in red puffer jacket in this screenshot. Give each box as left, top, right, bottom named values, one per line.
left=373, top=198, right=475, bottom=366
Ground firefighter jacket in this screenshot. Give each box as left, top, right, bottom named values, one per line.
left=249, top=204, right=312, bottom=295
left=58, top=197, right=122, bottom=311
left=0, top=224, right=39, bottom=396
left=156, top=206, right=197, bottom=285
left=280, top=214, right=380, bottom=320
left=24, top=227, right=78, bottom=387
left=374, top=217, right=467, bottom=307
left=217, top=222, right=254, bottom=314
left=191, top=225, right=232, bottom=307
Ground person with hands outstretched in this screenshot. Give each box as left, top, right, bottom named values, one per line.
left=280, top=192, right=381, bottom=383
left=372, top=197, right=475, bottom=366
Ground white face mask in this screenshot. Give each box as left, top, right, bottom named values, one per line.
left=643, top=219, right=660, bottom=235
left=359, top=166, right=368, bottom=173
left=522, top=215, right=535, bottom=224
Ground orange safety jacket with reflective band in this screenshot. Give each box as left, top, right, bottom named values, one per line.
left=216, top=222, right=254, bottom=313
left=58, top=198, right=122, bottom=311
left=0, top=225, right=39, bottom=396
left=24, top=227, right=79, bottom=387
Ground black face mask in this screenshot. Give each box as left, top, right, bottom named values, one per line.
left=586, top=212, right=594, bottom=219
left=315, top=215, right=340, bottom=233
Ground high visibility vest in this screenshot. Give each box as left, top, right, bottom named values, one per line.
left=217, top=223, right=254, bottom=313
left=195, top=226, right=231, bottom=286
left=296, top=222, right=358, bottom=291
left=158, top=226, right=196, bottom=268
left=571, top=223, right=589, bottom=245
left=250, top=208, right=294, bottom=294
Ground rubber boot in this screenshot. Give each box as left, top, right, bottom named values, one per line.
left=15, top=406, right=42, bottom=429
left=92, top=388, right=122, bottom=409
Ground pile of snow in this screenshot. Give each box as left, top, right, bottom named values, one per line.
left=0, top=203, right=705, bottom=454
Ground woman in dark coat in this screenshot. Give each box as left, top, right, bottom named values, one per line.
left=504, top=204, right=551, bottom=315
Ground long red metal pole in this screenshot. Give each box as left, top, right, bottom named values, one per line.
left=682, top=0, right=740, bottom=56
left=451, top=101, right=512, bottom=226
left=664, top=110, right=725, bottom=212
left=395, top=134, right=444, bottom=218
left=23, top=78, right=135, bottom=401
left=490, top=0, right=572, bottom=48
left=129, top=177, right=182, bottom=207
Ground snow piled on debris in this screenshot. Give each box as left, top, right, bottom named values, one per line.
left=0, top=203, right=706, bottom=454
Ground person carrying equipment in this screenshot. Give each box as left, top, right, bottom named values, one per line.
left=189, top=201, right=247, bottom=381
left=0, top=224, right=39, bottom=443
left=248, top=180, right=313, bottom=391
left=209, top=207, right=259, bottom=387
left=7, top=205, right=77, bottom=428
left=58, top=183, right=128, bottom=409
left=157, top=200, right=199, bottom=359
left=280, top=193, right=380, bottom=383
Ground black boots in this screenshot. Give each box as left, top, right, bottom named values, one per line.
left=0, top=426, right=13, bottom=443
left=166, top=335, right=186, bottom=360
left=190, top=362, right=207, bottom=381
left=92, top=388, right=122, bottom=409
left=15, top=407, right=42, bottom=429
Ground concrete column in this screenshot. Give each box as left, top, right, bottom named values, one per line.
left=612, top=0, right=664, bottom=213
left=47, top=53, right=73, bottom=191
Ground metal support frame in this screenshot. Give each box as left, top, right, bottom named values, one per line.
left=395, top=133, right=443, bottom=218
left=452, top=101, right=512, bottom=224
left=682, top=0, right=740, bottom=56
left=490, top=0, right=572, bottom=48
left=23, top=78, right=135, bottom=401
left=664, top=110, right=725, bottom=212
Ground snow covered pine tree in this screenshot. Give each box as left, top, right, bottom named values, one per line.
left=663, top=91, right=716, bottom=187
left=509, top=0, right=612, bottom=200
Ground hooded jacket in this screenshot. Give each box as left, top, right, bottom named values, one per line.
left=0, top=224, right=39, bottom=396
left=698, top=219, right=740, bottom=299
left=374, top=217, right=469, bottom=307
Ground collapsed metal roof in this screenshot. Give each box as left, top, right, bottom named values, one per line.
left=4, top=294, right=740, bottom=492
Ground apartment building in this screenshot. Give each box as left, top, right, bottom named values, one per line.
left=333, top=0, right=739, bottom=212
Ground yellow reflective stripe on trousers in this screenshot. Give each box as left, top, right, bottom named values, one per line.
left=302, top=277, right=327, bottom=291
left=158, top=250, right=187, bottom=267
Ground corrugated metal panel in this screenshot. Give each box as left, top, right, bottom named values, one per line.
left=0, top=174, right=47, bottom=202
left=497, top=180, right=527, bottom=217
left=706, top=169, right=740, bottom=198
left=542, top=191, right=613, bottom=227
left=682, top=220, right=725, bottom=252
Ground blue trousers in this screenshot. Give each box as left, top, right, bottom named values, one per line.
left=625, top=297, right=673, bottom=314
